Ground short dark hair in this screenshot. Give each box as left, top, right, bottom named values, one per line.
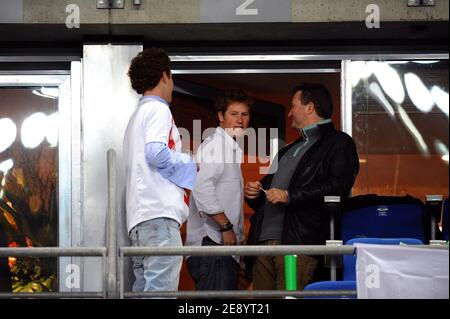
left=292, top=83, right=333, bottom=119
left=128, top=48, right=171, bottom=94
left=214, top=90, right=253, bottom=123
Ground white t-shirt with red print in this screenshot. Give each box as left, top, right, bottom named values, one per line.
left=124, top=97, right=189, bottom=234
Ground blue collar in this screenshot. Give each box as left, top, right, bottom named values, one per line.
left=140, top=95, right=169, bottom=107
left=300, top=118, right=332, bottom=140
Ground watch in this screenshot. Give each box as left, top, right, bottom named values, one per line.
left=219, top=221, right=233, bottom=232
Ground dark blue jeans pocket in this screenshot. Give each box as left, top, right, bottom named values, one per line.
left=187, top=237, right=239, bottom=290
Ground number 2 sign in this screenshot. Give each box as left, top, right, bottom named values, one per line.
left=236, top=0, right=259, bottom=16
left=200, top=0, right=291, bottom=23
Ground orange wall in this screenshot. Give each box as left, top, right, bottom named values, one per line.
left=354, top=154, right=449, bottom=201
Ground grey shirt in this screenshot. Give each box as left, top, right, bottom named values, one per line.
left=258, top=119, right=330, bottom=242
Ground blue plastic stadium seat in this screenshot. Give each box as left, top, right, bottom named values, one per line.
left=341, top=195, right=426, bottom=243
left=442, top=199, right=449, bottom=241
left=303, top=281, right=356, bottom=299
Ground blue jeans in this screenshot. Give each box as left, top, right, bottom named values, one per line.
left=130, top=218, right=182, bottom=292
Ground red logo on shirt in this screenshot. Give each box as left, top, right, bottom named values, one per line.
left=168, top=118, right=189, bottom=206
left=168, top=119, right=176, bottom=150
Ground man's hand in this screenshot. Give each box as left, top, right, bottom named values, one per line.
left=245, top=181, right=262, bottom=199
left=266, top=188, right=288, bottom=205
left=222, top=229, right=237, bottom=245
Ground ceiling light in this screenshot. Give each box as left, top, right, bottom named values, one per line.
left=404, top=73, right=434, bottom=113
left=431, top=86, right=449, bottom=116
left=0, top=118, right=17, bottom=153
left=0, top=159, right=13, bottom=173
left=32, top=87, right=58, bottom=99
left=21, top=112, right=48, bottom=149
left=371, top=62, right=405, bottom=104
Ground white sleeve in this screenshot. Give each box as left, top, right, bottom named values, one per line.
left=192, top=142, right=225, bottom=215
left=143, top=104, right=172, bottom=145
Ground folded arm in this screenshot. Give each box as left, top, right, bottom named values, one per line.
left=145, top=142, right=197, bottom=190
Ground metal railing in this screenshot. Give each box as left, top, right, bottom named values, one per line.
left=0, top=247, right=106, bottom=298
left=1, top=243, right=444, bottom=299
left=0, top=150, right=118, bottom=299
left=1, top=149, right=447, bottom=299
left=118, top=244, right=447, bottom=299
left=119, top=245, right=357, bottom=299
left=106, top=150, right=118, bottom=298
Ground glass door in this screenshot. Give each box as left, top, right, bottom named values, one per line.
left=0, top=73, right=74, bottom=294
left=343, top=58, right=449, bottom=200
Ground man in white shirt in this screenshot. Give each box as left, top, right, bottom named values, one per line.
left=124, top=48, right=197, bottom=293
left=186, top=90, right=252, bottom=290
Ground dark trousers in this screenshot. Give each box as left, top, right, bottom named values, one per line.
left=252, top=239, right=318, bottom=291
left=0, top=259, right=10, bottom=292
left=187, top=237, right=239, bottom=290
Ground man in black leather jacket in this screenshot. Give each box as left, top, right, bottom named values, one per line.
left=244, top=83, right=359, bottom=291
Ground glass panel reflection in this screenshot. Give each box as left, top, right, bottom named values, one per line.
left=0, top=88, right=58, bottom=293
left=351, top=60, right=449, bottom=199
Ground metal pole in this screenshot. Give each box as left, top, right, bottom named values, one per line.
left=0, top=292, right=104, bottom=299
left=325, top=196, right=341, bottom=281
left=325, top=196, right=340, bottom=240
left=120, top=245, right=357, bottom=257
left=0, top=247, right=106, bottom=257
left=106, top=149, right=118, bottom=298
left=426, top=195, right=443, bottom=241
left=119, top=251, right=124, bottom=299
left=124, top=290, right=357, bottom=299
left=102, top=249, right=107, bottom=299
left=330, top=256, right=337, bottom=281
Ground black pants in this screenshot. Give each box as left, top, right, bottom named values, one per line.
left=187, top=237, right=239, bottom=291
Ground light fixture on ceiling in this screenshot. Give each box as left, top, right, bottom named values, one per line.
left=0, top=118, right=17, bottom=153
left=404, top=73, right=434, bottom=113
left=435, top=140, right=449, bottom=165
left=413, top=60, right=440, bottom=64
left=21, top=112, right=48, bottom=149
left=350, top=61, right=373, bottom=87
left=371, top=61, right=405, bottom=104
left=0, top=159, right=14, bottom=174
left=431, top=86, right=449, bottom=116
left=32, top=87, right=59, bottom=99
left=46, top=112, right=59, bottom=147
left=386, top=61, right=410, bottom=65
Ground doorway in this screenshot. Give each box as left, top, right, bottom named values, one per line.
left=171, top=66, right=341, bottom=290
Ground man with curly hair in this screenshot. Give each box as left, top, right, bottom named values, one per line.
left=124, top=48, right=197, bottom=293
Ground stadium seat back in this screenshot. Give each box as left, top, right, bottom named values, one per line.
left=341, top=194, right=426, bottom=243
